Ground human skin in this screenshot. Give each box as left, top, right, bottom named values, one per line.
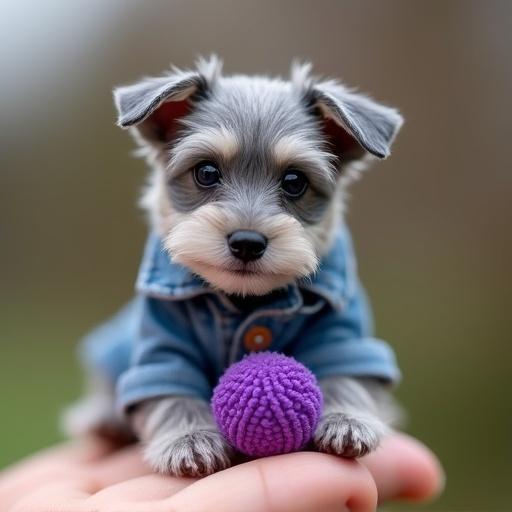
left=0, top=433, right=443, bottom=512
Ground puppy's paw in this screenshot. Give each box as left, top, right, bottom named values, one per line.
left=145, top=429, right=234, bottom=477
left=314, top=412, right=387, bottom=458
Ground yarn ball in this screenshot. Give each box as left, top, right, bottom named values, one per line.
left=211, top=352, right=323, bottom=457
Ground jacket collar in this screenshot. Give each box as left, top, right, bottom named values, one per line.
left=136, top=225, right=356, bottom=311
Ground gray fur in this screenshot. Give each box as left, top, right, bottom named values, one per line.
left=314, top=412, right=384, bottom=457
left=61, top=371, right=134, bottom=443
left=314, top=376, right=401, bottom=457
left=65, top=58, right=404, bottom=476
left=166, top=75, right=336, bottom=227
left=114, top=56, right=402, bottom=231
left=312, top=81, right=403, bottom=159
left=133, top=396, right=233, bottom=477
left=114, top=72, right=201, bottom=128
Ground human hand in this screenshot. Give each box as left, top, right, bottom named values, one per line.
left=0, top=433, right=443, bottom=512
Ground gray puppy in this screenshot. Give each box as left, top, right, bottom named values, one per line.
left=64, top=56, right=403, bottom=477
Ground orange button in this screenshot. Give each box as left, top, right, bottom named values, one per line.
left=243, top=326, right=272, bottom=351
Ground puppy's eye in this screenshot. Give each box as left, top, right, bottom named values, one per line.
left=281, top=169, right=308, bottom=198
left=194, top=161, right=221, bottom=188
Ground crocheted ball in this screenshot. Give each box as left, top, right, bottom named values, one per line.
left=212, top=352, right=323, bottom=457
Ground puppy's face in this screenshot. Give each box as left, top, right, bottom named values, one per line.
left=115, top=58, right=402, bottom=296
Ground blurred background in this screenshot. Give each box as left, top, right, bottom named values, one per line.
left=1, top=0, right=511, bottom=509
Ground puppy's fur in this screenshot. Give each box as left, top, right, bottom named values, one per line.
left=63, top=56, right=403, bottom=477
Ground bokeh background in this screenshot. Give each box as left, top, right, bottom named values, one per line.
left=1, top=1, right=511, bottom=509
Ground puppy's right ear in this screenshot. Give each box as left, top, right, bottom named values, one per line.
left=113, top=56, right=221, bottom=145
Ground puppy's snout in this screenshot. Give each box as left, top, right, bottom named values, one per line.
left=228, top=230, right=267, bottom=262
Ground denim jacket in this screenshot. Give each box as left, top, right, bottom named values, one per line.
left=80, top=225, right=400, bottom=412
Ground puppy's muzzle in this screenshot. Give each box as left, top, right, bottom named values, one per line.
left=227, top=230, right=267, bottom=263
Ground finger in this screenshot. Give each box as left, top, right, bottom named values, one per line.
left=10, top=474, right=196, bottom=512
left=361, top=433, right=445, bottom=503
left=5, top=446, right=195, bottom=512
left=0, top=438, right=112, bottom=510
left=0, top=437, right=112, bottom=483
left=167, top=452, right=377, bottom=512
left=0, top=441, right=151, bottom=511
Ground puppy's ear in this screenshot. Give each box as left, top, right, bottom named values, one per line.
left=113, top=55, right=222, bottom=144
left=291, top=63, right=403, bottom=162
left=312, top=80, right=403, bottom=161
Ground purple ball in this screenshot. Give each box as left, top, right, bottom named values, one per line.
left=212, top=352, right=323, bottom=457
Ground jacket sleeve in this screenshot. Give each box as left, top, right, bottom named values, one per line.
left=293, top=280, right=401, bottom=384
left=116, top=295, right=212, bottom=413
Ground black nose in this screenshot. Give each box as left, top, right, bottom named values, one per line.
left=228, top=230, right=267, bottom=262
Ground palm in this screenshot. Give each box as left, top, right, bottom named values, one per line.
left=1, top=434, right=442, bottom=512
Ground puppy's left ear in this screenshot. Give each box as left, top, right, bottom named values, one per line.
left=113, top=55, right=221, bottom=145
left=313, top=81, right=403, bottom=161
left=292, top=64, right=403, bottom=162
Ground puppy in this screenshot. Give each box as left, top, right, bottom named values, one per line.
left=63, top=56, right=404, bottom=477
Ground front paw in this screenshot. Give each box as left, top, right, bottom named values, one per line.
left=144, top=429, right=233, bottom=477
left=314, top=413, right=387, bottom=458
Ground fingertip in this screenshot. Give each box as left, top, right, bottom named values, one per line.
left=362, top=433, right=445, bottom=504
left=169, top=452, right=378, bottom=512
left=271, top=453, right=379, bottom=512
left=394, top=435, right=445, bottom=502
left=342, top=458, right=378, bottom=512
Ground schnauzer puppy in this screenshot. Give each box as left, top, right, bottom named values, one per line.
left=63, top=56, right=403, bottom=477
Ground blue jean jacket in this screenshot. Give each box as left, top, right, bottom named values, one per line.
left=80, top=225, right=400, bottom=413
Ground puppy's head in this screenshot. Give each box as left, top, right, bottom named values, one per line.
left=114, top=57, right=402, bottom=296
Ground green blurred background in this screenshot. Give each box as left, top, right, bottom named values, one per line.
left=1, top=0, right=511, bottom=509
